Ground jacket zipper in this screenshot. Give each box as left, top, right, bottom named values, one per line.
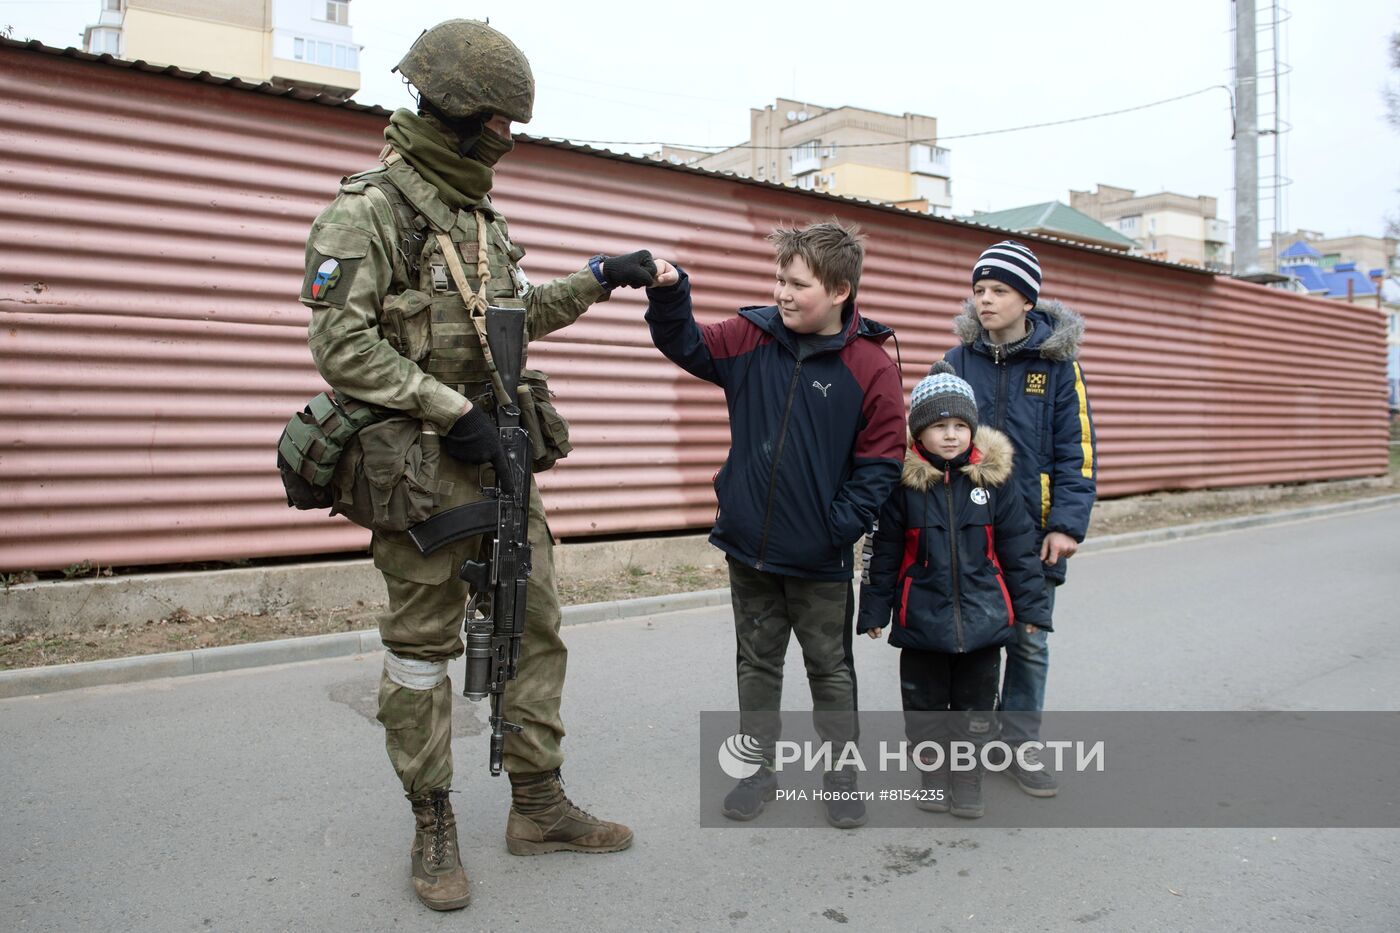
left=994, top=353, right=1008, bottom=430
left=944, top=470, right=965, bottom=652
left=755, top=359, right=803, bottom=569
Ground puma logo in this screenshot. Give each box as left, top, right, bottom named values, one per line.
left=811, top=381, right=831, bottom=397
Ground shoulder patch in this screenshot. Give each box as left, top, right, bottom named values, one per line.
left=301, top=222, right=370, bottom=308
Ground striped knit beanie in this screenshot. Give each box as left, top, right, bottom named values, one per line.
left=972, top=239, right=1042, bottom=306
left=909, top=360, right=978, bottom=438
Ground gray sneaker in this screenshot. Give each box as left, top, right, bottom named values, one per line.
left=915, top=757, right=950, bottom=813
left=1006, top=743, right=1059, bottom=797
left=948, top=766, right=985, bottom=819
left=822, top=769, right=868, bottom=829
left=721, top=768, right=778, bottom=821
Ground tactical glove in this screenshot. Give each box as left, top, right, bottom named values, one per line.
left=602, top=250, right=658, bottom=288
left=442, top=408, right=517, bottom=496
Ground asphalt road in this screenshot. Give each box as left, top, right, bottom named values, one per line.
left=3, top=503, right=1398, bottom=932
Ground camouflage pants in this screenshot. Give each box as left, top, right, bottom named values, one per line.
left=728, top=558, right=857, bottom=759
left=373, top=483, right=565, bottom=797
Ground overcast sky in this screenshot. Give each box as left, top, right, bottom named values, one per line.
left=9, top=0, right=1400, bottom=240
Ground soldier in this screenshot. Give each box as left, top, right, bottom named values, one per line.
left=297, top=20, right=653, bottom=911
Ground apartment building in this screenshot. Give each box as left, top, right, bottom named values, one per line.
left=662, top=98, right=952, bottom=215
left=1070, top=183, right=1231, bottom=271
left=83, top=0, right=359, bottom=99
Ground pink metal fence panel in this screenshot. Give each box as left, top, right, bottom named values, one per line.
left=0, top=42, right=1388, bottom=572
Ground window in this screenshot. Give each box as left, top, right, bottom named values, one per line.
left=1118, top=215, right=1140, bottom=234
left=89, top=27, right=120, bottom=55
left=293, top=36, right=358, bottom=70
left=323, top=0, right=349, bottom=25
left=104, top=0, right=122, bottom=10
left=792, top=139, right=820, bottom=161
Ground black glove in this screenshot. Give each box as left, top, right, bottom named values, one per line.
left=442, top=408, right=516, bottom=496
left=602, top=250, right=658, bottom=288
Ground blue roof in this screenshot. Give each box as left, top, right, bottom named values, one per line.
left=1325, top=266, right=1376, bottom=298
left=1289, top=263, right=1378, bottom=298
left=1287, top=264, right=1329, bottom=292
left=1279, top=239, right=1321, bottom=259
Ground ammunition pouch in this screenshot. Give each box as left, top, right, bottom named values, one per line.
left=331, top=416, right=452, bottom=533
left=517, top=369, right=572, bottom=473
left=277, top=392, right=380, bottom=511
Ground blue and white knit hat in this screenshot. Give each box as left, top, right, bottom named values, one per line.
left=972, top=239, right=1042, bottom=306
left=909, top=360, right=978, bottom=437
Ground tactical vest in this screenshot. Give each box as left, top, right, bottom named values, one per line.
left=347, top=158, right=525, bottom=397
left=345, top=155, right=571, bottom=471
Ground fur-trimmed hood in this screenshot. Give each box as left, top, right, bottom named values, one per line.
left=953, top=298, right=1085, bottom=362
left=902, top=426, right=1015, bottom=491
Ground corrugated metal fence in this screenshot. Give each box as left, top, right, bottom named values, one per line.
left=0, top=42, right=1389, bottom=572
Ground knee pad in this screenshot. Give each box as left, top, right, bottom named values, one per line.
left=384, top=651, right=449, bottom=690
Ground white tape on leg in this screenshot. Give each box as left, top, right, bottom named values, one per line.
left=384, top=651, right=448, bottom=690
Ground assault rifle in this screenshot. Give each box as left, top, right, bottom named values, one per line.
left=407, top=305, right=531, bottom=776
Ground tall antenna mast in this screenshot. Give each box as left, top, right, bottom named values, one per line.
left=1233, top=0, right=1261, bottom=276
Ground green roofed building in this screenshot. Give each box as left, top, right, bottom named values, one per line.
left=967, top=201, right=1138, bottom=252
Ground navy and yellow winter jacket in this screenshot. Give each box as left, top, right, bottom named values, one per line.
left=857, top=429, right=1051, bottom=653
left=646, top=270, right=906, bottom=581
left=943, top=300, right=1097, bottom=584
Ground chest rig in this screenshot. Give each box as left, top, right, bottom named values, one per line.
left=355, top=156, right=530, bottom=404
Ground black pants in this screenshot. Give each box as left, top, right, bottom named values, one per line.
left=900, top=645, right=1001, bottom=747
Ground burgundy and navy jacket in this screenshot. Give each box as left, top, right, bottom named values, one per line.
left=857, top=429, right=1051, bottom=653
left=646, top=270, right=905, bottom=581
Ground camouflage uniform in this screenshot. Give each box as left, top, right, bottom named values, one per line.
left=300, top=148, right=604, bottom=789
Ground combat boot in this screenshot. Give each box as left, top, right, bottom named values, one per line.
left=406, top=789, right=471, bottom=911
left=505, top=769, right=634, bottom=856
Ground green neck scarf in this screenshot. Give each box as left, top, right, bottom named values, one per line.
left=383, top=109, right=493, bottom=210
left=467, top=128, right=515, bottom=167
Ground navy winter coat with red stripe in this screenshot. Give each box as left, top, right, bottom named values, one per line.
left=645, top=270, right=906, bottom=581
left=857, top=428, right=1051, bottom=653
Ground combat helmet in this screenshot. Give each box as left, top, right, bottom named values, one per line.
left=394, top=19, right=534, bottom=124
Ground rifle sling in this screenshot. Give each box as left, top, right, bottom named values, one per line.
left=435, top=227, right=513, bottom=410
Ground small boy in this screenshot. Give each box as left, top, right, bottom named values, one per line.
left=644, top=222, right=906, bottom=829
left=943, top=240, right=1097, bottom=797
left=858, top=361, right=1051, bottom=819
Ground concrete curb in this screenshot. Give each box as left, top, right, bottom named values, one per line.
left=0, top=588, right=732, bottom=700
left=3, top=495, right=1398, bottom=700
left=1078, top=493, right=1400, bottom=554
left=0, top=533, right=724, bottom=638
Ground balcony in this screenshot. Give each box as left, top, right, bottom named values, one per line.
left=790, top=152, right=821, bottom=176
left=909, top=145, right=950, bottom=178
left=1205, top=218, right=1229, bottom=243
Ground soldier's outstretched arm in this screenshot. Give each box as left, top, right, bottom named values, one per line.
left=300, top=190, right=469, bottom=433
left=523, top=250, right=658, bottom=340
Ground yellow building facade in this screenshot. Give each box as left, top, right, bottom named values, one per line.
left=85, top=0, right=358, bottom=99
